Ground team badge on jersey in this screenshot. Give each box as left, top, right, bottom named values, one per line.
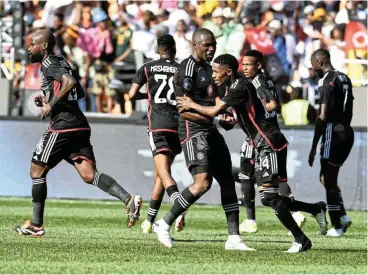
left=197, top=152, right=204, bottom=160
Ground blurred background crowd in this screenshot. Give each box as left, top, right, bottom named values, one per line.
left=0, top=0, right=367, bottom=126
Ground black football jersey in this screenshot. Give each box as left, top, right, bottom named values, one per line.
left=251, top=73, right=279, bottom=129
left=133, top=58, right=179, bottom=132
left=174, top=55, right=218, bottom=141
left=318, top=70, right=354, bottom=126
left=221, top=77, right=288, bottom=151
left=40, top=55, right=89, bottom=130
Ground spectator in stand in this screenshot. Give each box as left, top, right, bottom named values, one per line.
left=90, top=8, right=115, bottom=113
left=132, top=10, right=157, bottom=60
left=172, top=19, right=193, bottom=63
left=75, top=3, right=95, bottom=112
left=49, top=12, right=66, bottom=56
left=62, top=25, right=94, bottom=112
left=268, top=19, right=290, bottom=77
left=203, top=7, right=244, bottom=59
left=282, top=22, right=297, bottom=75
left=335, top=0, right=367, bottom=24
left=156, top=9, right=170, bottom=25
left=78, top=4, right=94, bottom=30
left=321, top=24, right=347, bottom=74
left=5, top=0, right=367, bottom=116
left=282, top=82, right=317, bottom=126
left=114, top=14, right=134, bottom=63
left=204, top=7, right=225, bottom=38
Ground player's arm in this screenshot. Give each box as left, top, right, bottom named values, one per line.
left=41, top=73, right=77, bottom=120
left=180, top=111, right=213, bottom=124
left=311, top=103, right=328, bottom=149
left=253, top=76, right=280, bottom=113
left=177, top=96, right=228, bottom=118
left=265, top=100, right=279, bottom=112
left=129, top=66, right=148, bottom=100
left=128, top=83, right=147, bottom=100
left=48, top=73, right=77, bottom=106
left=309, top=82, right=333, bottom=166
left=174, top=70, right=212, bottom=124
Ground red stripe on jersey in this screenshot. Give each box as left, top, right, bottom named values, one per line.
left=245, top=89, right=255, bottom=118
left=245, top=88, right=287, bottom=151
left=144, top=67, right=153, bottom=131
left=180, top=120, right=190, bottom=144
left=48, top=127, right=91, bottom=133
left=53, top=80, right=61, bottom=96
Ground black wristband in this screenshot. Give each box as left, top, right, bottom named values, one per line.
left=49, top=96, right=60, bottom=108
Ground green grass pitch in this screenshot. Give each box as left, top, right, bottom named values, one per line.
left=0, top=197, right=366, bottom=274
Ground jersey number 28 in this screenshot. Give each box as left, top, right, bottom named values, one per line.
left=154, top=74, right=176, bottom=105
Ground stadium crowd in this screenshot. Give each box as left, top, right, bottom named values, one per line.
left=1, top=0, right=367, bottom=121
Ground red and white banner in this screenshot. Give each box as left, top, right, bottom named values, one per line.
left=244, top=27, right=275, bottom=55
left=345, top=21, right=368, bottom=52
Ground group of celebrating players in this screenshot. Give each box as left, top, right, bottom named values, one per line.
left=14, top=27, right=354, bottom=253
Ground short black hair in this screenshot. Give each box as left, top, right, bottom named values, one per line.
left=312, top=48, right=330, bottom=61
left=213, top=54, right=239, bottom=73
left=54, top=12, right=64, bottom=21
left=157, top=34, right=176, bottom=49
left=244, top=50, right=264, bottom=63
left=192, top=28, right=214, bottom=43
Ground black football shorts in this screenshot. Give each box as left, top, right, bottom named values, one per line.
left=32, top=129, right=96, bottom=168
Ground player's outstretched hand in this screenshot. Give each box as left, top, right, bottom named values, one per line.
left=34, top=95, right=46, bottom=107
left=177, top=96, right=194, bottom=113
left=41, top=104, right=52, bottom=120
left=308, top=147, right=316, bottom=167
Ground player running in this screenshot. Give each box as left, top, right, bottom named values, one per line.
left=309, top=48, right=354, bottom=237
left=178, top=53, right=327, bottom=253
left=129, top=34, right=185, bottom=233
left=13, top=29, right=142, bottom=237
left=153, top=29, right=254, bottom=251
left=236, top=50, right=310, bottom=235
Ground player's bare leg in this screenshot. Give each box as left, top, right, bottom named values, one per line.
left=14, top=162, right=49, bottom=236
left=74, top=159, right=142, bottom=228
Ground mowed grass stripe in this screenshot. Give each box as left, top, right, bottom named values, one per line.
left=0, top=198, right=366, bottom=274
